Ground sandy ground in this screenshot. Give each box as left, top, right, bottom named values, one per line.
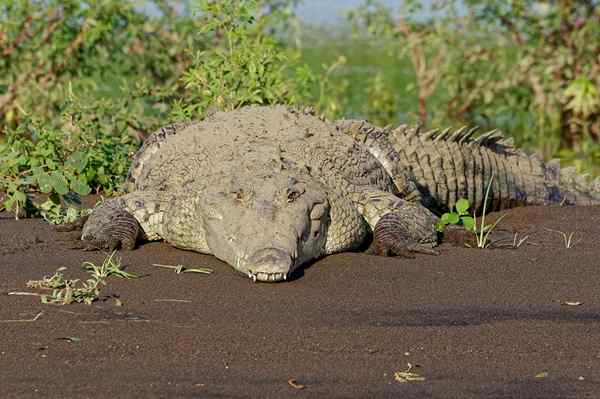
left=1, top=205, right=599, bottom=398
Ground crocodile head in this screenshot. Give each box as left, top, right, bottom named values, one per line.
left=199, top=173, right=330, bottom=282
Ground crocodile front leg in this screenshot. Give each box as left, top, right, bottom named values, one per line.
left=80, top=190, right=172, bottom=250
left=80, top=190, right=210, bottom=253
left=351, top=190, right=439, bottom=257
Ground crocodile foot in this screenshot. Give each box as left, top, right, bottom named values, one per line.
left=367, top=211, right=439, bottom=258
left=79, top=199, right=141, bottom=251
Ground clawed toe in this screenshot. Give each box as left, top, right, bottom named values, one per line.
left=366, top=240, right=416, bottom=258
left=406, top=244, right=440, bottom=256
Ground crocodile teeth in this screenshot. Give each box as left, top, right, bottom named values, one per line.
left=247, top=272, right=287, bottom=282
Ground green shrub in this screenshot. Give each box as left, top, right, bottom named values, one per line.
left=170, top=0, right=313, bottom=120
left=0, top=0, right=200, bottom=132
left=0, top=91, right=140, bottom=218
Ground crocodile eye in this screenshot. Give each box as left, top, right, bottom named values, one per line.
left=301, top=228, right=310, bottom=242
left=301, top=218, right=321, bottom=242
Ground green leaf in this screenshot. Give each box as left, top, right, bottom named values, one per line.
left=58, top=336, right=81, bottom=343
left=39, top=199, right=58, bottom=212
left=63, top=192, right=82, bottom=206
left=456, top=199, right=470, bottom=215
left=461, top=216, right=475, bottom=231
left=37, top=173, right=54, bottom=193
left=70, top=178, right=91, bottom=196
left=3, top=197, right=15, bottom=212
left=49, top=172, right=69, bottom=195
left=535, top=371, right=548, bottom=379
left=441, top=212, right=460, bottom=225
left=13, top=191, right=26, bottom=203
left=564, top=76, right=600, bottom=117
left=435, top=222, right=446, bottom=232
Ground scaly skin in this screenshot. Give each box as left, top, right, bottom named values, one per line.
left=124, top=121, right=194, bottom=193
left=339, top=120, right=600, bottom=215
left=80, top=106, right=438, bottom=282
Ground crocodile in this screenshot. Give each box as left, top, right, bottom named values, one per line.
left=79, top=105, right=439, bottom=282
left=78, top=106, right=600, bottom=282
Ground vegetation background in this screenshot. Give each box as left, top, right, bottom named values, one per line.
left=1, top=0, right=599, bottom=220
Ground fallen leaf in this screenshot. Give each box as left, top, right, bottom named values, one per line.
left=57, top=336, right=81, bottom=343
left=535, top=372, right=548, bottom=379
left=394, top=371, right=426, bottom=383
left=287, top=378, right=305, bottom=390
left=394, top=364, right=425, bottom=383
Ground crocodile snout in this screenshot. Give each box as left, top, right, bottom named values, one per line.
left=246, top=248, right=293, bottom=282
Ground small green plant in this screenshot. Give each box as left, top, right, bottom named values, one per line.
left=26, top=251, right=138, bottom=305
left=493, top=231, right=531, bottom=249
left=438, top=175, right=506, bottom=248
left=38, top=196, right=91, bottom=225
left=436, top=198, right=475, bottom=232
left=510, top=232, right=530, bottom=249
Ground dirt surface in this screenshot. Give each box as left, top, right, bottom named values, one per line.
left=1, top=205, right=599, bottom=398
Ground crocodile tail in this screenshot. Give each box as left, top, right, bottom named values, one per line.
left=390, top=124, right=530, bottom=214
left=390, top=124, right=600, bottom=211
left=545, top=160, right=600, bottom=206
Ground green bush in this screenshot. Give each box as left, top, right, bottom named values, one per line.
left=0, top=0, right=201, bottom=132
left=170, top=0, right=313, bottom=120
left=0, top=91, right=140, bottom=219
left=0, top=1, right=204, bottom=219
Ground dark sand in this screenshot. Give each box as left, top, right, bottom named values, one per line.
left=1, top=205, right=599, bottom=398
